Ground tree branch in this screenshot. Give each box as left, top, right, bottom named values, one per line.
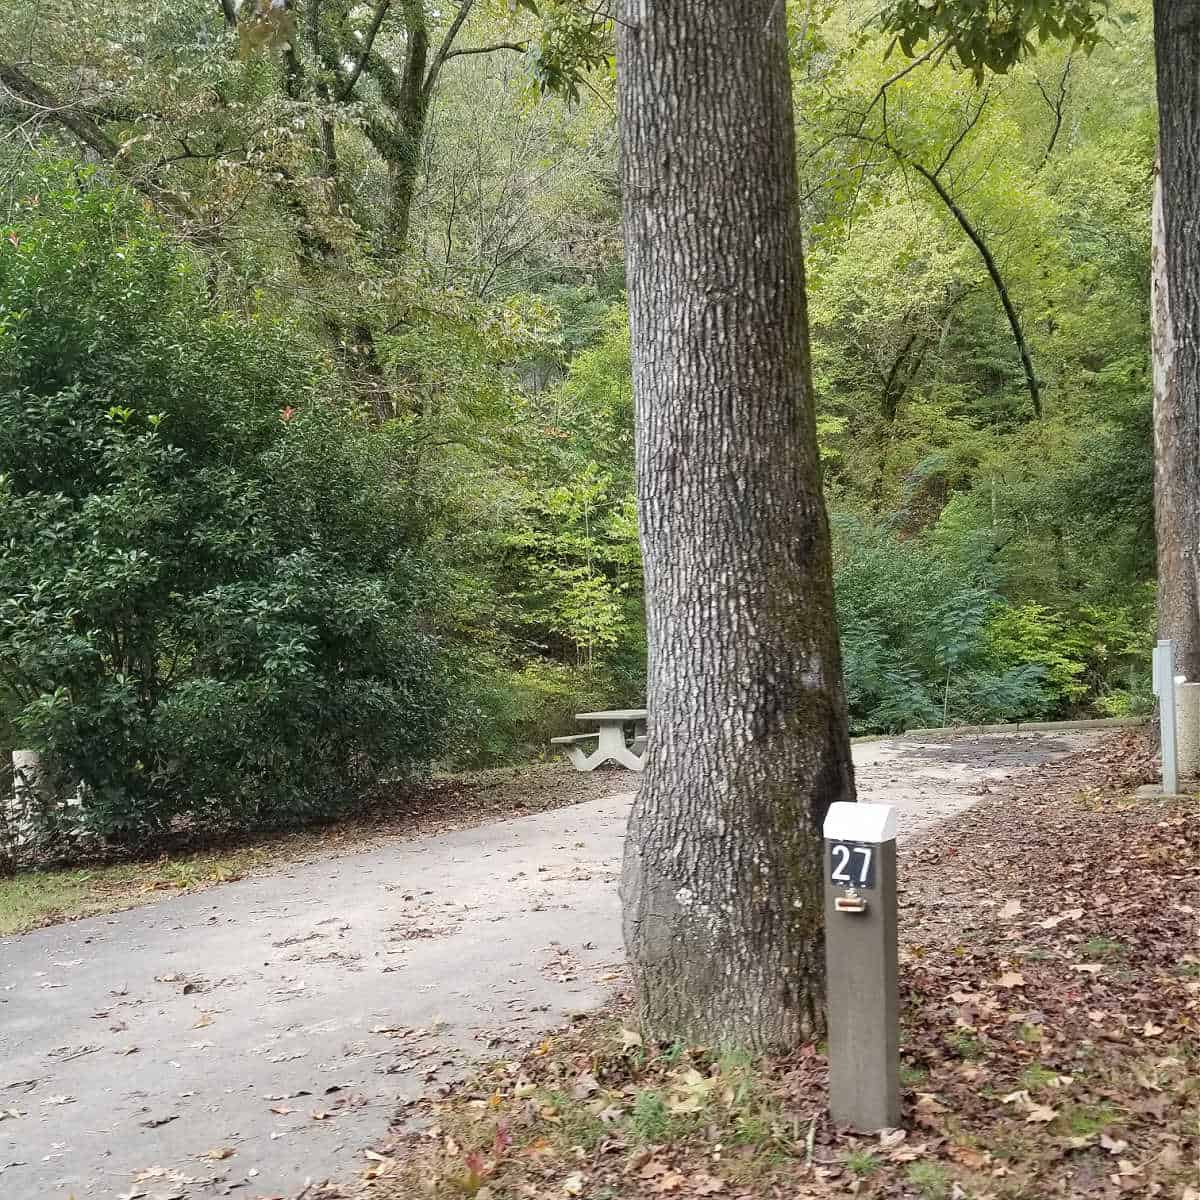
left=424, top=0, right=476, bottom=100
left=443, top=41, right=527, bottom=61
left=932, top=87, right=988, bottom=180
left=338, top=0, right=392, bottom=99
left=910, top=161, right=1041, bottom=418
left=856, top=36, right=949, bottom=137
left=0, top=63, right=200, bottom=223
left=1035, top=56, right=1072, bottom=171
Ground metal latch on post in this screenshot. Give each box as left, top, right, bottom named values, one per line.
left=823, top=801, right=900, bottom=1131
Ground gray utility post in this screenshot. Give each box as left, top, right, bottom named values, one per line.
left=823, top=801, right=900, bottom=1131
left=1153, top=639, right=1179, bottom=796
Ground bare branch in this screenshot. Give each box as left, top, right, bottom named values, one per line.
left=932, top=86, right=988, bottom=179
left=443, top=41, right=527, bottom=61
left=339, top=0, right=391, bottom=99
left=1035, top=55, right=1072, bottom=171
left=855, top=36, right=948, bottom=137
left=0, top=63, right=200, bottom=222
left=424, top=0, right=476, bottom=99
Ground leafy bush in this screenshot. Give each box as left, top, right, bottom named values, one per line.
left=446, top=659, right=629, bottom=768
left=0, top=165, right=445, bottom=849
left=832, top=517, right=1052, bottom=732
left=982, top=603, right=1087, bottom=708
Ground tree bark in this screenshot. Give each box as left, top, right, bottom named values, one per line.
left=616, top=0, right=855, bottom=1050
left=1151, top=2, right=1200, bottom=679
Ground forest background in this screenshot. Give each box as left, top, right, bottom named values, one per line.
left=0, top=0, right=1158, bottom=848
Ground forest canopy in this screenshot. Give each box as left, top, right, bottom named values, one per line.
left=0, top=0, right=1157, bottom=849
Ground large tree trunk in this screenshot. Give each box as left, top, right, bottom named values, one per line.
left=1152, top=4, right=1200, bottom=680
left=616, top=0, right=855, bottom=1050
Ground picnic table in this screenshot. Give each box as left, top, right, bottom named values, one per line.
left=551, top=708, right=647, bottom=772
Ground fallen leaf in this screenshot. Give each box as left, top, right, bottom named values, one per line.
left=1039, top=908, right=1084, bottom=929
left=1026, top=1104, right=1057, bottom=1124
left=1141, top=1022, right=1164, bottom=1038
left=652, top=1170, right=686, bottom=1194
left=1071, top=964, right=1103, bottom=975
left=948, top=1144, right=991, bottom=1169
left=562, top=1169, right=586, bottom=1195
left=879, top=1128, right=907, bottom=1149
left=998, top=898, right=1023, bottom=919
left=997, top=971, right=1026, bottom=988
left=204, top=1147, right=235, bottom=1160
left=139, top=1114, right=179, bottom=1129
left=1100, top=1133, right=1129, bottom=1155
left=694, top=1173, right=725, bottom=1195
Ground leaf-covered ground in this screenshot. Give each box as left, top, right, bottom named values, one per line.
left=324, top=733, right=1198, bottom=1200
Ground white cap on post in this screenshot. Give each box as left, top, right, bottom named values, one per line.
left=823, top=801, right=897, bottom=844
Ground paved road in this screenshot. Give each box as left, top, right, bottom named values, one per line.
left=0, top=732, right=1097, bottom=1199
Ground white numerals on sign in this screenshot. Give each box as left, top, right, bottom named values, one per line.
left=829, top=841, right=875, bottom=888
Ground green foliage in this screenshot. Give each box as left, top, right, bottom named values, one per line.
left=832, top=518, right=1054, bottom=732
left=879, top=1, right=1110, bottom=78
left=983, top=604, right=1087, bottom=704
left=525, top=1, right=613, bottom=103
left=0, top=0, right=1160, bottom=790
left=0, top=166, right=444, bottom=847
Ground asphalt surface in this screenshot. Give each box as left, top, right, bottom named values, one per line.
left=0, top=731, right=1099, bottom=1199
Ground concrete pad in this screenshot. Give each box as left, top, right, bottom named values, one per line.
left=0, top=730, right=1101, bottom=1198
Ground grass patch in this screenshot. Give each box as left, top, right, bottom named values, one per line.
left=948, top=1030, right=985, bottom=1060
left=629, top=1089, right=671, bottom=1142
left=906, top=1161, right=952, bottom=1198
left=1060, top=1102, right=1122, bottom=1137
left=0, top=849, right=266, bottom=935
left=1019, top=1063, right=1060, bottom=1092
left=1081, top=935, right=1126, bottom=961
left=845, top=1149, right=881, bottom=1177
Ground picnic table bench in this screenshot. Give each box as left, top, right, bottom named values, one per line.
left=551, top=708, right=647, bottom=772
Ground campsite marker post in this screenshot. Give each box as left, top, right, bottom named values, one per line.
left=823, top=801, right=901, bottom=1131
left=1153, top=639, right=1179, bottom=796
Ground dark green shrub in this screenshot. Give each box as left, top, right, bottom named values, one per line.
left=832, top=517, right=1052, bottom=732
left=0, top=164, right=445, bottom=847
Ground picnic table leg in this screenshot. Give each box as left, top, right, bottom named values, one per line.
left=595, top=722, right=645, bottom=772
left=563, top=744, right=593, bottom=771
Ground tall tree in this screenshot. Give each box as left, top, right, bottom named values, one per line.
left=616, top=0, right=855, bottom=1048
left=1151, top=3, right=1200, bottom=678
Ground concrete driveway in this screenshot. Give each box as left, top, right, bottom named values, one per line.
left=0, top=731, right=1098, bottom=1199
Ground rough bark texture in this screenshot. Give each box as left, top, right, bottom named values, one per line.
left=616, top=0, right=855, bottom=1050
left=1152, top=4, right=1200, bottom=680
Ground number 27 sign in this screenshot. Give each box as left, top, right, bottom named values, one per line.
left=829, top=840, right=876, bottom=889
